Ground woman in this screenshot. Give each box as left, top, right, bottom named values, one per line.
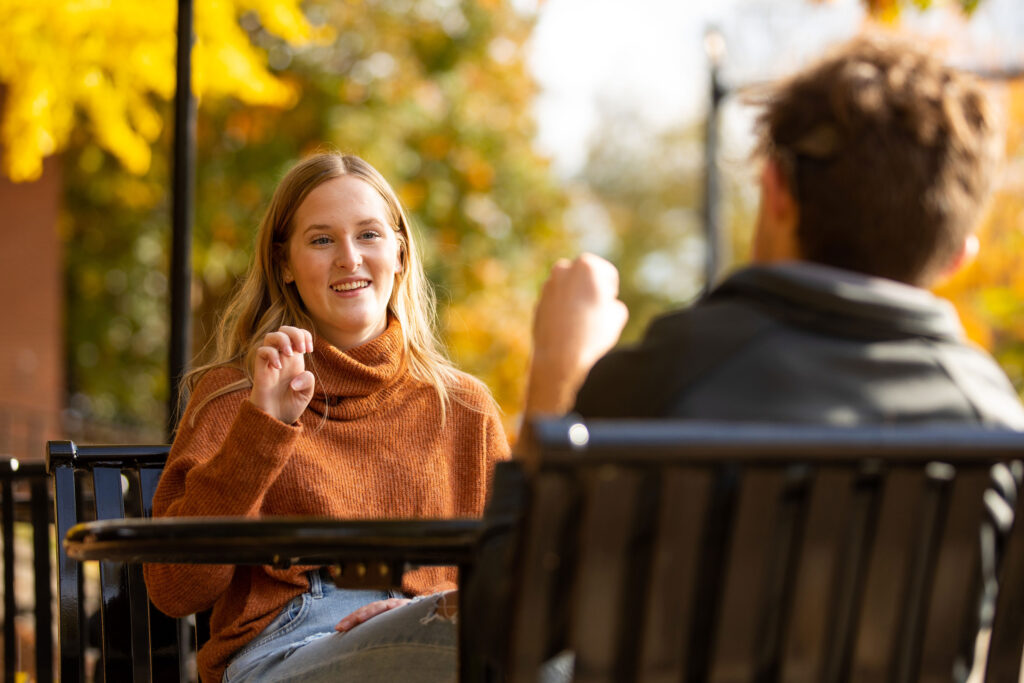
left=144, top=152, right=509, bottom=683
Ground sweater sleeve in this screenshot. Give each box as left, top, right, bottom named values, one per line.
left=143, top=368, right=302, bottom=617
left=482, top=404, right=511, bottom=505
left=408, top=381, right=509, bottom=597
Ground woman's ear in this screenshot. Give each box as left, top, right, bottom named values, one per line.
left=275, top=242, right=295, bottom=283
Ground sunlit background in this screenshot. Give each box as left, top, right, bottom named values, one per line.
left=1, top=0, right=1023, bottom=451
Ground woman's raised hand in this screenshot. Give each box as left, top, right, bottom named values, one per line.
left=249, top=326, right=316, bottom=424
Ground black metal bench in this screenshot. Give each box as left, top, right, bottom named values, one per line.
left=500, top=419, right=1024, bottom=683
left=47, top=441, right=202, bottom=683
left=60, top=420, right=1024, bottom=682
left=0, top=457, right=52, bottom=683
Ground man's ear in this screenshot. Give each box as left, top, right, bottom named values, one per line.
left=762, top=158, right=798, bottom=225
left=753, top=158, right=801, bottom=263
left=944, top=233, right=980, bottom=278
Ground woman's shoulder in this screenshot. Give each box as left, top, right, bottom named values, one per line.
left=445, top=372, right=510, bottom=457
left=181, top=366, right=250, bottom=421
left=192, top=366, right=248, bottom=398
left=443, top=370, right=503, bottom=418
left=447, top=370, right=492, bottom=401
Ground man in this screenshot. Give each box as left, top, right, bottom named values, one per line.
left=525, top=34, right=1024, bottom=431
left=517, top=36, right=1022, bottom=680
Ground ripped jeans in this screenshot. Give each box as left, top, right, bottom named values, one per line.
left=222, top=569, right=457, bottom=682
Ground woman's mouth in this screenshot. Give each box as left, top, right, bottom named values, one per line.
left=330, top=280, right=370, bottom=292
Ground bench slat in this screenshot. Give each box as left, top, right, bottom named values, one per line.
left=508, top=472, right=576, bottom=683
left=569, top=466, right=643, bottom=682
left=637, top=468, right=710, bottom=683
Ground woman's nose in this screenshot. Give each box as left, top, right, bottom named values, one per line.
left=334, top=240, right=362, bottom=271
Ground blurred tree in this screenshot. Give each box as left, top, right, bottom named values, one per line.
left=60, top=0, right=569, bottom=437
left=814, top=0, right=984, bottom=21
left=571, top=104, right=757, bottom=345
left=0, top=0, right=324, bottom=182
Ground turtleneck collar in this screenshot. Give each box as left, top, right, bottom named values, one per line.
left=306, top=316, right=412, bottom=420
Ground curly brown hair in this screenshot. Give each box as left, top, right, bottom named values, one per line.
left=756, top=34, right=1002, bottom=285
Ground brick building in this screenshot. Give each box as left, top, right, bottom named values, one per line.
left=0, top=150, right=63, bottom=463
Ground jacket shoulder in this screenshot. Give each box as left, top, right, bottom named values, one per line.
left=575, top=297, right=777, bottom=417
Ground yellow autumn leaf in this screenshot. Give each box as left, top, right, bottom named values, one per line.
left=0, top=0, right=321, bottom=181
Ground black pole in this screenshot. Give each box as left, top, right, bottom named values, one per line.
left=702, top=27, right=726, bottom=293
left=168, top=0, right=196, bottom=440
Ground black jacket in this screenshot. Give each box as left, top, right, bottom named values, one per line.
left=575, top=262, right=1024, bottom=428
left=572, top=261, right=1024, bottom=653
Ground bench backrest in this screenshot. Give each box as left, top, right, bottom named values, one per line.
left=496, top=419, right=1024, bottom=683
left=0, top=457, right=52, bottom=682
left=47, top=440, right=198, bottom=683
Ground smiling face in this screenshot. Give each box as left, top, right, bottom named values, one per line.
left=282, top=175, right=403, bottom=351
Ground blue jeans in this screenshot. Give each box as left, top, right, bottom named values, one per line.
left=222, top=570, right=457, bottom=682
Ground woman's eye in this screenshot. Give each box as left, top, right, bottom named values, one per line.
left=359, top=231, right=382, bottom=240
left=311, top=236, right=332, bottom=246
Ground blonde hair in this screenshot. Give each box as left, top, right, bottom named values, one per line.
left=187, top=151, right=477, bottom=421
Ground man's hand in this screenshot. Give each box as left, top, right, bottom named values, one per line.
left=524, top=253, right=628, bottom=417
left=249, top=326, right=315, bottom=425
left=335, top=597, right=411, bottom=633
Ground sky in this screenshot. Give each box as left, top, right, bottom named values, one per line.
left=523, top=0, right=1024, bottom=177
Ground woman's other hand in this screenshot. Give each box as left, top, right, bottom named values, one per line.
left=250, top=326, right=316, bottom=424
left=334, top=597, right=412, bottom=632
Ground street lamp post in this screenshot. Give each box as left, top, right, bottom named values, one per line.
left=702, top=26, right=727, bottom=293
left=168, top=0, right=196, bottom=439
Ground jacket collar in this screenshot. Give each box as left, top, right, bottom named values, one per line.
left=713, top=262, right=965, bottom=341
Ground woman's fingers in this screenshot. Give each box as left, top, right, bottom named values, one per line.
left=254, top=346, right=282, bottom=371
left=262, top=331, right=293, bottom=357
left=279, top=325, right=310, bottom=354
left=250, top=326, right=315, bottom=423
left=334, top=598, right=411, bottom=632
left=290, top=371, right=314, bottom=395
left=256, top=327, right=311, bottom=378
left=262, top=326, right=312, bottom=357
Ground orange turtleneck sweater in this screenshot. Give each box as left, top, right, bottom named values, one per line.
left=143, top=319, right=509, bottom=683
